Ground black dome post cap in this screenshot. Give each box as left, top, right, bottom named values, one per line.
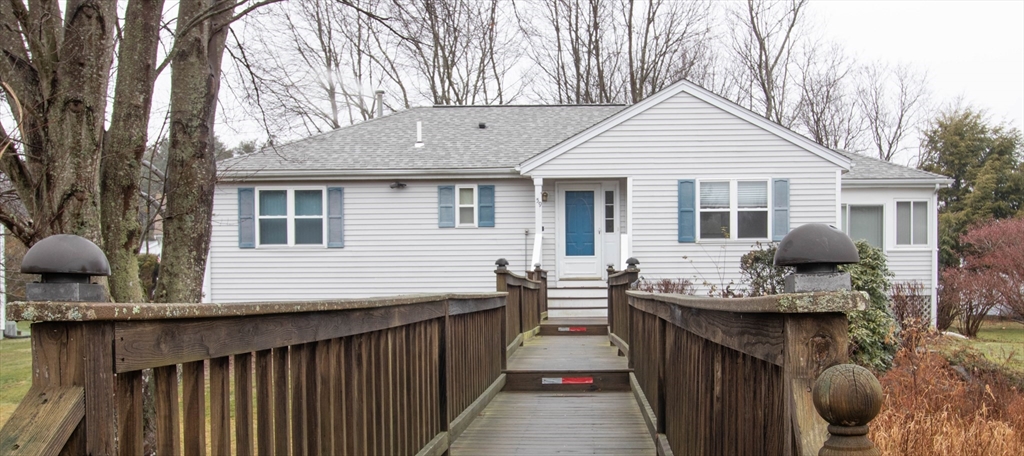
left=22, top=234, right=111, bottom=276
left=626, top=257, right=640, bottom=266
left=495, top=258, right=509, bottom=269
left=774, top=224, right=859, bottom=268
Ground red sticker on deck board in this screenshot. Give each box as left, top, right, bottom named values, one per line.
left=541, top=377, right=594, bottom=385
left=557, top=327, right=587, bottom=332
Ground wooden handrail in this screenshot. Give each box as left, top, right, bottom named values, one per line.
left=1, top=293, right=507, bottom=456
left=606, top=264, right=640, bottom=356
left=495, top=261, right=546, bottom=360
left=625, top=290, right=871, bottom=456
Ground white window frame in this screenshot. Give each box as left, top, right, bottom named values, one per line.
left=456, top=185, right=477, bottom=228
left=696, top=179, right=771, bottom=241
left=255, top=187, right=327, bottom=247
left=895, top=200, right=929, bottom=247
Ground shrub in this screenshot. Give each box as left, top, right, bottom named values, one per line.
left=738, top=242, right=791, bottom=296
left=633, top=277, right=695, bottom=295
left=872, top=335, right=1024, bottom=455
left=890, top=281, right=930, bottom=337
left=840, top=240, right=899, bottom=371
left=738, top=240, right=899, bottom=371
left=958, top=217, right=1024, bottom=323
left=941, top=267, right=1002, bottom=337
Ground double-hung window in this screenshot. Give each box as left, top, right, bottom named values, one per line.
left=457, top=186, right=477, bottom=227
left=258, top=189, right=325, bottom=245
left=698, top=180, right=768, bottom=239
left=439, top=184, right=495, bottom=228
left=896, top=201, right=928, bottom=246
left=679, top=178, right=788, bottom=243
left=238, top=187, right=343, bottom=248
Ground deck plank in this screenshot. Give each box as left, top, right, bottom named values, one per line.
left=507, top=335, right=627, bottom=371
left=541, top=317, right=608, bottom=326
left=449, top=392, right=655, bottom=455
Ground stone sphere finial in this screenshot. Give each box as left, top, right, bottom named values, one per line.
left=813, top=364, right=883, bottom=456
left=774, top=224, right=859, bottom=273
left=22, top=234, right=111, bottom=282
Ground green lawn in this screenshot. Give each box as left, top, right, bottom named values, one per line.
left=956, top=319, right=1024, bottom=375
left=0, top=321, right=32, bottom=427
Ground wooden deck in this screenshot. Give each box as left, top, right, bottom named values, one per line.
left=452, top=318, right=653, bottom=455
left=507, top=335, right=627, bottom=371
left=450, top=392, right=655, bottom=455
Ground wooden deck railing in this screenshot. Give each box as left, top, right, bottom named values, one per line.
left=0, top=293, right=507, bottom=456
left=620, top=290, right=870, bottom=456
left=495, top=260, right=545, bottom=359
left=607, top=261, right=639, bottom=356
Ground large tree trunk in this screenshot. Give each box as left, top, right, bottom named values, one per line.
left=156, top=0, right=235, bottom=303
left=0, top=1, right=116, bottom=248
left=101, top=0, right=166, bottom=303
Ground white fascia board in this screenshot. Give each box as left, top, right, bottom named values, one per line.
left=219, top=167, right=521, bottom=183
left=842, top=178, right=953, bottom=188
left=518, top=78, right=852, bottom=174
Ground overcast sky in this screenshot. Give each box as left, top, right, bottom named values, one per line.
left=811, top=0, right=1024, bottom=133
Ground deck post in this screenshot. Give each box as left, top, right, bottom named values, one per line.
left=495, top=258, right=509, bottom=291
left=775, top=224, right=864, bottom=455
left=14, top=235, right=116, bottom=455
left=812, top=364, right=883, bottom=456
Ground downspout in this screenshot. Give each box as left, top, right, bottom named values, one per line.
left=932, top=183, right=940, bottom=328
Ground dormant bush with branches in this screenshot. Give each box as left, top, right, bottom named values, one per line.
left=942, top=217, right=1024, bottom=333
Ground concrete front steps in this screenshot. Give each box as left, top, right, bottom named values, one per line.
left=547, top=281, right=608, bottom=318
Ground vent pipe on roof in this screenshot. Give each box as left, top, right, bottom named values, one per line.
left=415, top=121, right=424, bottom=148
left=374, top=90, right=384, bottom=118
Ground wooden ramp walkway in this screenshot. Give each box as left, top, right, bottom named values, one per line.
left=450, top=318, right=655, bottom=455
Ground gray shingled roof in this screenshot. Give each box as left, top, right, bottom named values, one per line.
left=220, top=105, right=624, bottom=174
left=837, top=150, right=951, bottom=182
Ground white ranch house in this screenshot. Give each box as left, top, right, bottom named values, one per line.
left=209, top=79, right=951, bottom=324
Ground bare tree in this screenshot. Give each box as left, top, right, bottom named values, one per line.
left=726, top=0, right=808, bottom=126
left=624, top=0, right=714, bottom=103
left=858, top=62, right=928, bottom=162
left=0, top=0, right=283, bottom=303
left=391, top=0, right=523, bottom=105
left=228, top=0, right=405, bottom=137
left=795, top=41, right=862, bottom=150
left=521, top=0, right=624, bottom=104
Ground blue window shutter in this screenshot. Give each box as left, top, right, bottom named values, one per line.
left=678, top=180, right=696, bottom=243
left=438, top=185, right=455, bottom=228
left=478, top=185, right=495, bottom=227
left=327, top=187, right=344, bottom=248
left=772, top=178, right=790, bottom=241
left=238, top=187, right=255, bottom=248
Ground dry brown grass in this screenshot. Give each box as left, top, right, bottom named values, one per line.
left=871, top=329, right=1024, bottom=455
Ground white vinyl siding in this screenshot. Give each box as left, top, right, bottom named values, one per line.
left=528, top=89, right=841, bottom=293
left=209, top=179, right=536, bottom=301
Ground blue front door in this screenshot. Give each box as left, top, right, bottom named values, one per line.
left=565, top=191, right=595, bottom=256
